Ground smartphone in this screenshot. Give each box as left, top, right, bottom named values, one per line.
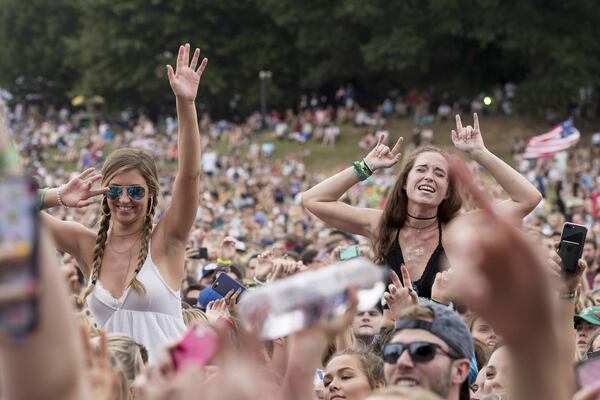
left=588, top=350, right=600, bottom=360
left=559, top=223, right=588, bottom=275
left=339, top=245, right=360, bottom=261
left=197, top=247, right=208, bottom=260
left=212, top=273, right=246, bottom=300
left=169, top=323, right=218, bottom=371
left=0, top=176, right=39, bottom=336
left=575, top=355, right=600, bottom=388
left=559, top=240, right=580, bottom=275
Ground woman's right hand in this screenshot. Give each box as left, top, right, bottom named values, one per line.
left=363, top=135, right=403, bottom=172
left=384, top=266, right=418, bottom=320
left=60, top=168, right=108, bottom=208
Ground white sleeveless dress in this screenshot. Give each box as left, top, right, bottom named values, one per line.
left=87, top=246, right=186, bottom=364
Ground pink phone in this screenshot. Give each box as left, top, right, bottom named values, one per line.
left=576, top=355, right=600, bottom=388
left=169, top=323, right=219, bottom=371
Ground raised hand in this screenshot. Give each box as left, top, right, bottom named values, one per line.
left=223, top=289, right=242, bottom=317
left=431, top=268, right=457, bottom=305
left=254, top=249, right=275, bottom=282
left=363, top=134, right=404, bottom=172
left=206, top=298, right=230, bottom=324
left=219, top=236, right=237, bottom=261
left=60, top=168, right=108, bottom=208
left=166, top=43, right=208, bottom=103
left=80, top=326, right=121, bottom=400
left=451, top=113, right=486, bottom=154
left=383, top=266, right=418, bottom=320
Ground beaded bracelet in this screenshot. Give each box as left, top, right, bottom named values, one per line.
left=352, top=160, right=373, bottom=181
left=57, top=185, right=69, bottom=208
left=38, top=187, right=50, bottom=210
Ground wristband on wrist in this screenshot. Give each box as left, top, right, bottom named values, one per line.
left=362, top=159, right=373, bottom=175
left=558, top=289, right=578, bottom=299
left=352, top=160, right=373, bottom=181
left=38, top=187, right=50, bottom=210
left=430, top=298, right=454, bottom=310
left=217, top=258, right=232, bottom=266
left=56, top=185, right=69, bottom=208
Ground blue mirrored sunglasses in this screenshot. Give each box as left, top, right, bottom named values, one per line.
left=106, top=185, right=146, bottom=201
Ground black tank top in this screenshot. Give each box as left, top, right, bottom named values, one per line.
left=385, top=220, right=446, bottom=299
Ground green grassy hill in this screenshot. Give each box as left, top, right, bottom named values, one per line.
left=243, top=115, right=596, bottom=173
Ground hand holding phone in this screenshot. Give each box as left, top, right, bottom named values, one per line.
left=559, top=223, right=588, bottom=276
left=212, top=273, right=246, bottom=301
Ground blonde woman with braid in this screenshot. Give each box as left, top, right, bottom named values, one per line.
left=39, top=43, right=208, bottom=362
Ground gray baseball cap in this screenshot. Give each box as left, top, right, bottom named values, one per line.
left=393, top=303, right=474, bottom=360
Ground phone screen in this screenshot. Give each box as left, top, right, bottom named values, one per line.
left=339, top=245, right=360, bottom=261
left=0, top=176, right=39, bottom=335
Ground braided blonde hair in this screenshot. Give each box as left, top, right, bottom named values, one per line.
left=81, top=148, right=159, bottom=302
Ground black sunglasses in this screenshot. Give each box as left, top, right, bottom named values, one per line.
left=106, top=185, right=146, bottom=201
left=382, top=341, right=459, bottom=364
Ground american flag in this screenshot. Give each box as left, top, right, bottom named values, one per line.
left=523, top=119, right=580, bottom=159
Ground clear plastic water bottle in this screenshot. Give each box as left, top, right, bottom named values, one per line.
left=238, top=258, right=388, bottom=340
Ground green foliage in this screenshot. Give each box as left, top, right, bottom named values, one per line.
left=0, top=0, right=80, bottom=103
left=0, top=0, right=598, bottom=115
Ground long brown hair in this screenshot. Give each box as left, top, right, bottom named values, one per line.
left=82, top=148, right=159, bottom=301
left=328, top=348, right=385, bottom=389
left=373, top=146, right=462, bottom=264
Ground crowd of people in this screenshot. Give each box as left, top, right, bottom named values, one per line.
left=0, top=42, right=599, bottom=400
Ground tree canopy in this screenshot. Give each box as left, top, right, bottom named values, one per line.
left=0, top=0, right=598, bottom=117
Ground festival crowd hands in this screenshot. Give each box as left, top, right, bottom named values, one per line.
left=2, top=35, right=600, bottom=400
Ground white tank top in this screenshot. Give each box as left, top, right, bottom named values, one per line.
left=87, top=244, right=186, bottom=364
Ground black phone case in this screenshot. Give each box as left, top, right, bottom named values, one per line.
left=560, top=223, right=588, bottom=260
left=558, top=240, right=580, bottom=275
left=212, top=273, right=246, bottom=299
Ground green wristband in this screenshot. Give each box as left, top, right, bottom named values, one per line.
left=38, top=187, right=50, bottom=210
left=352, top=160, right=372, bottom=181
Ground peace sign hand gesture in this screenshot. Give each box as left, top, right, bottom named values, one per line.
left=363, top=135, right=404, bottom=172
left=451, top=113, right=486, bottom=155
left=60, top=168, right=108, bottom=208
left=383, top=266, right=418, bottom=321
left=167, top=43, right=208, bottom=104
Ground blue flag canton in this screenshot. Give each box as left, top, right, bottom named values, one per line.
left=560, top=119, right=577, bottom=138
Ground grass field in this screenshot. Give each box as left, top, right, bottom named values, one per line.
left=234, top=114, right=596, bottom=174
left=49, top=114, right=596, bottom=175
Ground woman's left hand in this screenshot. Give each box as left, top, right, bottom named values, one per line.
left=167, top=43, right=208, bottom=103
left=451, top=113, right=486, bottom=155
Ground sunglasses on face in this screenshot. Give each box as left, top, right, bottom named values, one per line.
left=106, top=185, right=146, bottom=201
left=382, top=341, right=458, bottom=364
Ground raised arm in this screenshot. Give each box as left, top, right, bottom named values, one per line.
left=158, top=44, right=207, bottom=249
left=301, top=135, right=403, bottom=237
left=452, top=113, right=542, bottom=218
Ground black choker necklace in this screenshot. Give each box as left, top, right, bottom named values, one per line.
left=407, top=213, right=437, bottom=220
